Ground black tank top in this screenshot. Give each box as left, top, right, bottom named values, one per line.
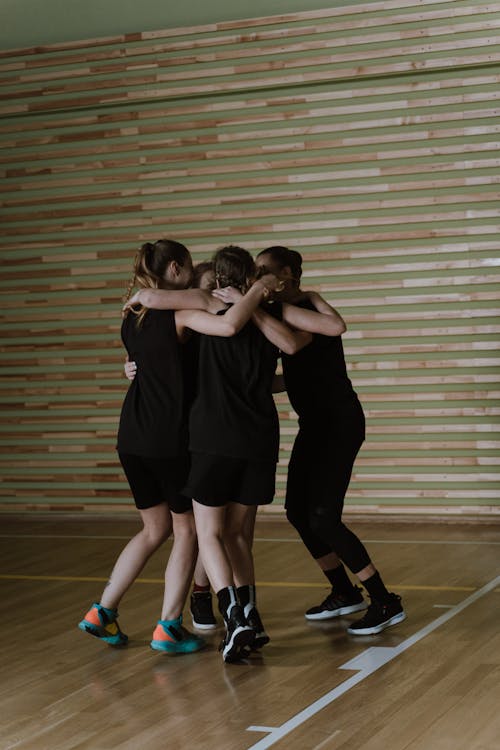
left=281, top=299, right=359, bottom=424
left=188, top=304, right=281, bottom=461
left=117, top=309, right=186, bottom=457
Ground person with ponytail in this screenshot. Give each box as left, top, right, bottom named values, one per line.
left=254, top=246, right=406, bottom=636
left=136, top=244, right=347, bottom=662
left=78, top=239, right=277, bottom=654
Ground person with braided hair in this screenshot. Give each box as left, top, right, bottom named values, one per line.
left=78, top=239, right=278, bottom=654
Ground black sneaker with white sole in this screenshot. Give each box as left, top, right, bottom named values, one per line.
left=305, top=585, right=367, bottom=621
left=220, top=604, right=255, bottom=662
left=347, top=593, right=406, bottom=635
left=244, top=604, right=270, bottom=649
left=190, top=591, right=217, bottom=630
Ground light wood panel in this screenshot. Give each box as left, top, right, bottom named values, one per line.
left=0, top=0, right=499, bottom=512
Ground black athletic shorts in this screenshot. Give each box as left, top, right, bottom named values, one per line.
left=118, top=452, right=192, bottom=513
left=184, top=452, right=276, bottom=507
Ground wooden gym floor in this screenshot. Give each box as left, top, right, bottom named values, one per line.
left=1, top=513, right=499, bottom=750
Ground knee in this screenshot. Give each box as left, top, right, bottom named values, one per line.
left=142, top=521, right=171, bottom=549
left=308, top=505, right=342, bottom=540
left=224, top=523, right=244, bottom=548
left=173, top=513, right=197, bottom=542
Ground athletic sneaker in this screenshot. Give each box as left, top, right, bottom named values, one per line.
left=190, top=591, right=217, bottom=630
left=305, top=586, right=367, bottom=621
left=78, top=602, right=128, bottom=646
left=151, top=616, right=206, bottom=654
left=244, top=604, right=270, bottom=649
left=347, top=593, right=406, bottom=635
left=220, top=604, right=255, bottom=662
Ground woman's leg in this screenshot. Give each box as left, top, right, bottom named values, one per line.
left=223, top=503, right=256, bottom=588
left=193, top=556, right=210, bottom=588
left=192, top=500, right=254, bottom=660
left=224, top=503, right=269, bottom=648
left=151, top=510, right=206, bottom=653
left=160, top=511, right=198, bottom=620
left=192, top=501, right=232, bottom=592
left=100, top=502, right=172, bottom=609
left=79, top=502, right=172, bottom=645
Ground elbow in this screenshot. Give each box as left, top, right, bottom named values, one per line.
left=328, top=320, right=346, bottom=336
left=281, top=342, right=298, bottom=355
left=221, top=322, right=238, bottom=337
left=281, top=335, right=310, bottom=355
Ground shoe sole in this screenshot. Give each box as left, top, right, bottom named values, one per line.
left=191, top=617, right=218, bottom=631
left=305, top=601, right=367, bottom=621
left=150, top=639, right=206, bottom=654
left=223, top=626, right=255, bottom=662
left=251, top=632, right=270, bottom=649
left=78, top=620, right=128, bottom=646
left=347, top=610, right=406, bottom=635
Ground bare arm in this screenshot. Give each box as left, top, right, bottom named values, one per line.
left=301, top=291, right=340, bottom=316
left=282, top=301, right=346, bottom=336
left=252, top=308, right=312, bottom=355
left=123, top=288, right=223, bottom=314
left=175, top=280, right=271, bottom=338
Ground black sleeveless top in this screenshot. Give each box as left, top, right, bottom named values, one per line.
left=281, top=299, right=360, bottom=425
left=117, top=309, right=187, bottom=458
left=188, top=304, right=281, bottom=462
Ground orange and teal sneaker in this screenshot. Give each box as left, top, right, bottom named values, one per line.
left=151, top=616, right=205, bottom=654
left=78, top=602, right=128, bottom=646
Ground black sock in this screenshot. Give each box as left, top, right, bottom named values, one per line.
left=237, top=584, right=255, bottom=610
left=216, top=586, right=238, bottom=621
left=323, top=565, right=356, bottom=595
left=362, top=571, right=391, bottom=604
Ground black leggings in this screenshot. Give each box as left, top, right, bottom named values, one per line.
left=285, top=404, right=371, bottom=574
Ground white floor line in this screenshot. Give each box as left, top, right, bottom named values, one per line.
left=433, top=604, right=455, bottom=608
left=244, top=573, right=500, bottom=750
left=311, top=729, right=342, bottom=750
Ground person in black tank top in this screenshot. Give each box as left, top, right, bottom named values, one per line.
left=79, top=239, right=258, bottom=654
left=255, top=247, right=406, bottom=636
left=117, top=245, right=295, bottom=661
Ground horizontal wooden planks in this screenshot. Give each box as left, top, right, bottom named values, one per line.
left=1, top=0, right=499, bottom=511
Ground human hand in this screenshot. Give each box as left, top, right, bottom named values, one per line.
left=124, top=359, right=137, bottom=381
left=211, top=286, right=243, bottom=304
left=255, top=273, right=285, bottom=294
left=122, top=290, right=142, bottom=314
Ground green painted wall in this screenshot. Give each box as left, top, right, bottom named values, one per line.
left=2, top=0, right=368, bottom=50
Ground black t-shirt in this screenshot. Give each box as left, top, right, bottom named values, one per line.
left=188, top=304, right=281, bottom=462
left=281, top=299, right=359, bottom=423
left=117, top=309, right=186, bottom=458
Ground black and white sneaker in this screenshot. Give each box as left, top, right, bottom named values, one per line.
left=220, top=604, right=255, bottom=662
left=190, top=591, right=217, bottom=630
left=244, top=604, right=270, bottom=649
left=305, top=586, right=367, bottom=621
left=347, top=593, right=406, bottom=635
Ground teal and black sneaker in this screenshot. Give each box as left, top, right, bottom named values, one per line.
left=151, top=616, right=206, bottom=654
left=78, top=602, right=128, bottom=646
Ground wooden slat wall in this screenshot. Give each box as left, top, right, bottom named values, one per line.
left=1, top=0, right=499, bottom=514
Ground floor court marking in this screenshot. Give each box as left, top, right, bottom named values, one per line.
left=243, top=572, right=500, bottom=750
left=0, top=574, right=477, bottom=592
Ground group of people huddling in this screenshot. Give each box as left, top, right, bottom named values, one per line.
left=78, top=240, right=405, bottom=663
